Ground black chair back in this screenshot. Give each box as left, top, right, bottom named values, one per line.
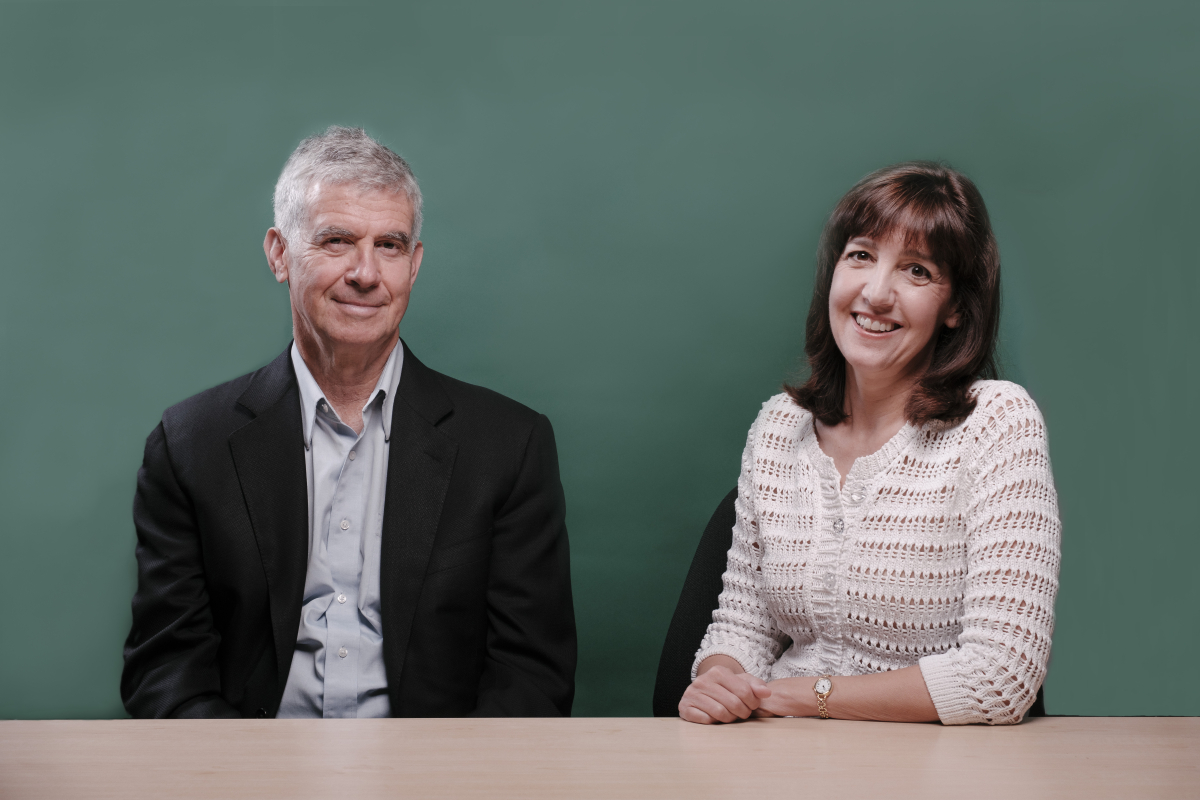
left=651, top=488, right=1046, bottom=718
left=652, top=489, right=738, bottom=717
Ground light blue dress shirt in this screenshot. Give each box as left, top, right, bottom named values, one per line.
left=276, top=341, right=403, bottom=718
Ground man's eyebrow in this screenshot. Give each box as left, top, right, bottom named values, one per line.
left=312, top=226, right=355, bottom=240
left=379, top=231, right=412, bottom=242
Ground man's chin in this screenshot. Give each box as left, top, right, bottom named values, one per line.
left=313, top=323, right=400, bottom=352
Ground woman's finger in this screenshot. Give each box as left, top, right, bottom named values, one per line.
left=707, top=671, right=768, bottom=711
left=704, top=683, right=755, bottom=719
left=679, top=704, right=715, bottom=724
left=681, top=685, right=741, bottom=723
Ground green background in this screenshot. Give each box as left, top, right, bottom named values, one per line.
left=1, top=1, right=1196, bottom=719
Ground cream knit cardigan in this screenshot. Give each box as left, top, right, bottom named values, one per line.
left=693, top=381, right=1061, bottom=725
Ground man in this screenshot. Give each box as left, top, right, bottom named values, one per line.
left=121, top=127, right=576, bottom=718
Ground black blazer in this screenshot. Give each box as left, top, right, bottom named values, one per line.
left=121, top=342, right=576, bottom=718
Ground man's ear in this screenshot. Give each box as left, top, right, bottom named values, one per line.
left=263, top=228, right=289, bottom=284
left=408, top=240, right=424, bottom=289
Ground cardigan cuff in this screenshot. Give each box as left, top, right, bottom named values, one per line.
left=691, top=646, right=765, bottom=682
left=919, top=654, right=978, bottom=725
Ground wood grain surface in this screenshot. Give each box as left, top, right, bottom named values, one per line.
left=2, top=716, right=1196, bottom=799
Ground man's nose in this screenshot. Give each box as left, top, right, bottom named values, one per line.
left=346, top=242, right=383, bottom=288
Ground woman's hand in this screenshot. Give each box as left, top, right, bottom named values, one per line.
left=683, top=663, right=940, bottom=723
left=761, top=667, right=939, bottom=722
left=753, top=679, right=812, bottom=718
left=679, top=656, right=773, bottom=724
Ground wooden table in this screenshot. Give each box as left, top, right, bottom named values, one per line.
left=2, top=717, right=1196, bottom=799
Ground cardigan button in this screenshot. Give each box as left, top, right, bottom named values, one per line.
left=850, top=492, right=864, bottom=503
left=833, top=518, right=845, bottom=532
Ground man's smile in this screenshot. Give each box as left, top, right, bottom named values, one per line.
left=332, top=296, right=386, bottom=314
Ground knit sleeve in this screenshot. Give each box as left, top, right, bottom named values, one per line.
left=918, top=384, right=1062, bottom=725
left=691, top=403, right=790, bottom=680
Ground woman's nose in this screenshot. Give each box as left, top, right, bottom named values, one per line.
left=861, top=264, right=895, bottom=308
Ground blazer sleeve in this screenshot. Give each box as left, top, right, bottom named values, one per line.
left=121, top=421, right=240, bottom=719
left=918, top=386, right=1062, bottom=725
left=470, top=413, right=577, bottom=717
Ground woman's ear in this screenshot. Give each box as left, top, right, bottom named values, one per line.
left=944, top=303, right=961, bottom=329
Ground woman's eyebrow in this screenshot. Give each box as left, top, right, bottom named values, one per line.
left=845, top=236, right=934, bottom=261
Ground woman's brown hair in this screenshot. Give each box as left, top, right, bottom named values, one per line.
left=786, top=161, right=1001, bottom=427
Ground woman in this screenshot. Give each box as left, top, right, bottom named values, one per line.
left=680, top=162, right=1060, bottom=726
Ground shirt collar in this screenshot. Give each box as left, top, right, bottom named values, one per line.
left=290, top=340, right=405, bottom=450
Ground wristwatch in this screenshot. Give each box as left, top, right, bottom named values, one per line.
left=813, top=676, right=833, bottom=718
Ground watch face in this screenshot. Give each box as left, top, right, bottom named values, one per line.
left=814, top=678, right=832, bottom=694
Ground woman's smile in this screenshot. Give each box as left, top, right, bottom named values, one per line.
left=852, top=313, right=901, bottom=334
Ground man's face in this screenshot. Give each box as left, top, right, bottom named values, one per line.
left=265, top=183, right=423, bottom=357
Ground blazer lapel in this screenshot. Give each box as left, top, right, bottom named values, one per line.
left=380, top=341, right=458, bottom=694
left=227, top=349, right=309, bottom=694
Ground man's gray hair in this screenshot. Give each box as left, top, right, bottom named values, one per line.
left=273, top=126, right=423, bottom=244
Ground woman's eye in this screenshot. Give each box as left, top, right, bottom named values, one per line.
left=848, top=250, right=870, bottom=261
left=909, top=264, right=929, bottom=279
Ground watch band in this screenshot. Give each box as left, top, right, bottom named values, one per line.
left=814, top=675, right=833, bottom=719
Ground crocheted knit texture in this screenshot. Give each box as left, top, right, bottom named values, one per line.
left=693, top=381, right=1061, bottom=725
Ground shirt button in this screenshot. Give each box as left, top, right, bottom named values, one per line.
left=320, top=403, right=329, bottom=412
left=348, top=450, right=356, bottom=461
left=340, top=519, right=350, bottom=530
left=337, top=594, right=347, bottom=604
left=833, top=518, right=845, bottom=532
left=338, top=647, right=348, bottom=659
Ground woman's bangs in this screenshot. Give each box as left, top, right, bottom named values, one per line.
left=845, top=191, right=970, bottom=279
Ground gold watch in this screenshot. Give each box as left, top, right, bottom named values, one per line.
left=813, top=676, right=833, bottom=718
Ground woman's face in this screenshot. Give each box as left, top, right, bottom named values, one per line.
left=828, top=230, right=960, bottom=387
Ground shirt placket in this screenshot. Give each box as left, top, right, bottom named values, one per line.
left=322, top=418, right=367, bottom=719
